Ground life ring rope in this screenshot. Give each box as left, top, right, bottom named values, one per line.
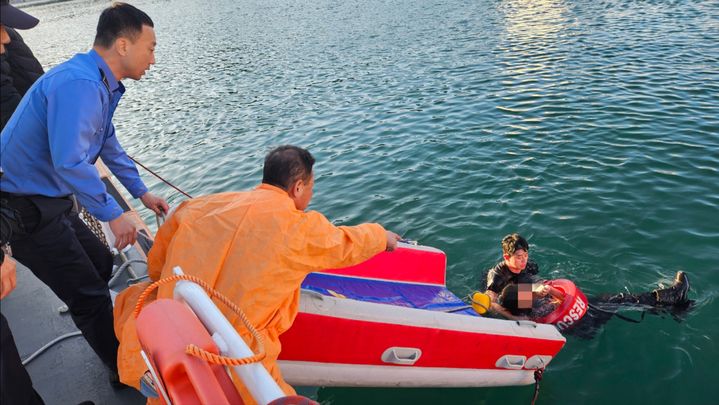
left=133, top=274, right=267, bottom=366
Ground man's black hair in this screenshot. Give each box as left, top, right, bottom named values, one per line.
left=94, top=2, right=153, bottom=48
left=502, top=233, right=529, bottom=256
left=262, top=145, right=315, bottom=191
left=498, top=284, right=532, bottom=316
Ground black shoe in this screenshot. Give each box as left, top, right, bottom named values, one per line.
left=654, top=271, right=690, bottom=306
left=109, top=369, right=132, bottom=390
left=77, top=402, right=95, bottom=405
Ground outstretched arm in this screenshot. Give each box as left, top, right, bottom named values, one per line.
left=286, top=211, right=388, bottom=273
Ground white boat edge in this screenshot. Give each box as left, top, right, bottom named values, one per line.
left=280, top=361, right=538, bottom=387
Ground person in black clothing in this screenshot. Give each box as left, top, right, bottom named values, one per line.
left=483, top=233, right=547, bottom=319
left=486, top=233, right=693, bottom=339
left=0, top=0, right=44, bottom=130
left=1, top=212, right=46, bottom=405
left=498, top=271, right=691, bottom=339
left=0, top=3, right=46, bottom=404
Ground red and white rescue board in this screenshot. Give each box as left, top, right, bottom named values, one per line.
left=278, top=244, right=566, bottom=388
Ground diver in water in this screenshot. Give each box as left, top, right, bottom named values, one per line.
left=483, top=233, right=543, bottom=320
left=483, top=233, right=691, bottom=338
left=498, top=272, right=691, bottom=339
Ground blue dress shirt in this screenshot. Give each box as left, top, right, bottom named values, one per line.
left=0, top=50, right=147, bottom=221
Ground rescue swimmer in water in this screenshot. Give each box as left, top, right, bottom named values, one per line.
left=482, top=234, right=692, bottom=338
left=113, top=145, right=402, bottom=403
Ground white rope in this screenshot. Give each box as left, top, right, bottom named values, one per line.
left=21, top=331, right=83, bottom=366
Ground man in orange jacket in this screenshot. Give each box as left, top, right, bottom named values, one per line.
left=114, top=145, right=401, bottom=401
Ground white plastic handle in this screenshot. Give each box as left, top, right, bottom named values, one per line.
left=495, top=354, right=526, bottom=369
left=381, top=347, right=422, bottom=365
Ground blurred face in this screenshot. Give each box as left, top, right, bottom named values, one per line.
left=517, top=283, right=533, bottom=309
left=120, top=24, right=156, bottom=80
left=0, top=25, right=10, bottom=54
left=504, top=249, right=529, bottom=274
left=291, top=173, right=314, bottom=211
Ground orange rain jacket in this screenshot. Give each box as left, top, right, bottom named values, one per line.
left=113, top=184, right=387, bottom=402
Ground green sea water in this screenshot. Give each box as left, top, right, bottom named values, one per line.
left=19, top=0, right=718, bottom=403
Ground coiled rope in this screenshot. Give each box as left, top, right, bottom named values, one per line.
left=134, top=274, right=266, bottom=366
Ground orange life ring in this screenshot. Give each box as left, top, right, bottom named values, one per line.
left=535, top=279, right=588, bottom=331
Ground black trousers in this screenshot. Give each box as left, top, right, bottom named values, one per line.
left=0, top=313, right=45, bottom=405
left=567, top=291, right=656, bottom=339
left=6, top=195, right=118, bottom=372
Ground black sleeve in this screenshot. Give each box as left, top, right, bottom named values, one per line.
left=486, top=268, right=507, bottom=294
left=5, top=29, right=44, bottom=94
left=0, top=56, right=23, bottom=131
left=6, top=29, right=44, bottom=75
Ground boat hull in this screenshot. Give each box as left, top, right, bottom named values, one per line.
left=278, top=245, right=565, bottom=388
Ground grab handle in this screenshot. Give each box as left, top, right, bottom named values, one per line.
left=495, top=355, right=526, bottom=369
left=381, top=347, right=422, bottom=366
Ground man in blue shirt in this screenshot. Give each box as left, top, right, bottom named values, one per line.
left=0, top=3, right=167, bottom=385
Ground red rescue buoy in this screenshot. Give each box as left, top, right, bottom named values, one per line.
left=535, top=279, right=588, bottom=331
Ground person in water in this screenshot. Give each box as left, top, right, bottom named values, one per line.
left=484, top=233, right=691, bottom=338
left=114, top=145, right=402, bottom=401
left=498, top=271, right=690, bottom=339
left=483, top=234, right=690, bottom=317
left=483, top=233, right=546, bottom=319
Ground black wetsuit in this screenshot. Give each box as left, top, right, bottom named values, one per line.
left=486, top=259, right=660, bottom=339
left=485, top=260, right=540, bottom=294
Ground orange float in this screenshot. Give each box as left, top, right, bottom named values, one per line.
left=136, top=298, right=244, bottom=405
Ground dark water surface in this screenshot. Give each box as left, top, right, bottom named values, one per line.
left=19, top=0, right=718, bottom=403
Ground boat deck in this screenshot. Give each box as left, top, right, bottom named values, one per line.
left=1, top=262, right=144, bottom=405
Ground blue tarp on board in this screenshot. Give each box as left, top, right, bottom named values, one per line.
left=302, top=272, right=478, bottom=316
